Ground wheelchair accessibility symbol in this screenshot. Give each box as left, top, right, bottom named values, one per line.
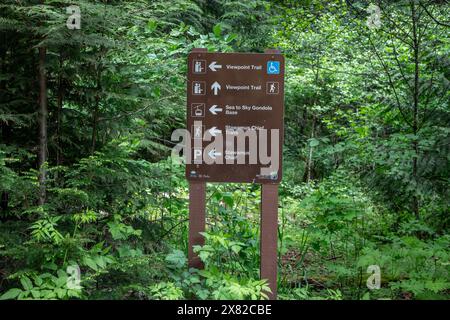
left=267, top=61, right=280, bottom=74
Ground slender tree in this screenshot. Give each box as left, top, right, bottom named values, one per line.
left=37, top=0, right=48, bottom=205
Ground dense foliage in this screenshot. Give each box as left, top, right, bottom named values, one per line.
left=0, top=0, right=448, bottom=300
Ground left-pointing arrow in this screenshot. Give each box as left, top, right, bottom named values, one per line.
left=208, top=127, right=222, bottom=137
left=209, top=105, right=223, bottom=115
left=211, top=81, right=221, bottom=95
left=209, top=61, right=222, bottom=72
left=208, top=149, right=222, bottom=159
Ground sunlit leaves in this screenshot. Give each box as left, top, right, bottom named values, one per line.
left=29, top=216, right=64, bottom=245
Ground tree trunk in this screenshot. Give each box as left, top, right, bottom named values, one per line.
left=0, top=37, right=9, bottom=213
left=411, top=1, right=420, bottom=219
left=55, top=54, right=64, bottom=172
left=305, top=55, right=320, bottom=184
left=1, top=125, right=10, bottom=213
left=38, top=45, right=48, bottom=206
left=307, top=116, right=316, bottom=183
left=91, top=105, right=99, bottom=155
left=91, top=68, right=102, bottom=155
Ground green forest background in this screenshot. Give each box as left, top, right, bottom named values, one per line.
left=0, top=0, right=449, bottom=300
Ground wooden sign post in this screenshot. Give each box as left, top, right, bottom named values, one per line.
left=186, top=48, right=284, bottom=299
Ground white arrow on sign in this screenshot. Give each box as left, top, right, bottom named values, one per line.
left=208, top=61, right=222, bottom=72
left=209, top=105, right=223, bottom=115
left=211, top=81, right=221, bottom=95
left=208, top=149, right=222, bottom=159
left=208, top=126, right=222, bottom=137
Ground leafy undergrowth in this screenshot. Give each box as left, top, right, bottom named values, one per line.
left=1, top=152, right=448, bottom=300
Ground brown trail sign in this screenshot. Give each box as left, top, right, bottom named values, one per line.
left=186, top=48, right=284, bottom=299
left=186, top=50, right=284, bottom=183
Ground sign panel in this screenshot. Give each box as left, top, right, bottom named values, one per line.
left=186, top=51, right=284, bottom=183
